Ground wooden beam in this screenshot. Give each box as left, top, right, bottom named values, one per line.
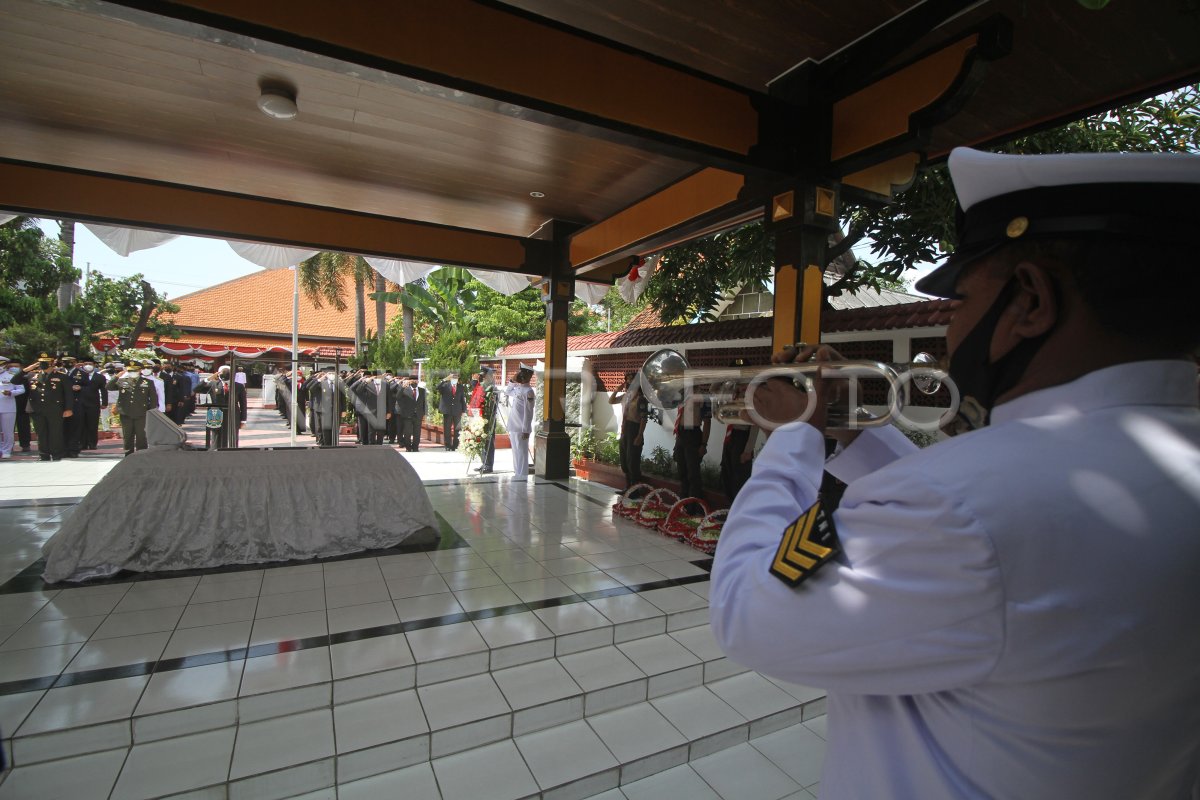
left=110, top=0, right=762, bottom=164
left=0, top=160, right=549, bottom=275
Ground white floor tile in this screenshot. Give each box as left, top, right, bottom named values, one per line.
left=112, top=726, right=236, bottom=800
left=558, top=645, right=645, bottom=691
left=707, top=672, right=800, bottom=721
left=0, top=614, right=105, bottom=651
left=189, top=576, right=263, bottom=605
left=558, top=571, right=625, bottom=594
left=327, top=601, right=399, bottom=634
left=492, top=562, right=555, bottom=583
left=645, top=560, right=708, bottom=580
left=451, top=584, right=522, bottom=613
left=417, top=673, right=510, bottom=730
left=507, top=577, right=576, bottom=603
left=617, top=635, right=702, bottom=676
left=0, top=747, right=127, bottom=800
left=136, top=660, right=245, bottom=716
left=534, top=602, right=612, bottom=635
left=0, top=690, right=44, bottom=739
left=19, top=674, right=149, bottom=734
left=161, top=620, right=252, bottom=660
left=621, top=764, right=722, bottom=800
left=588, top=594, right=664, bottom=625
left=441, top=567, right=504, bottom=590
left=248, top=610, right=327, bottom=646
left=585, top=702, right=687, bottom=763
left=492, top=658, right=581, bottom=710
left=330, top=632, right=414, bottom=679
left=260, top=569, right=325, bottom=596
left=337, top=761, right=441, bottom=800
left=394, top=592, right=465, bottom=622
left=639, top=586, right=708, bottom=614
left=691, top=742, right=802, bottom=800
left=405, top=621, right=486, bottom=662
left=65, top=632, right=169, bottom=673
left=432, top=739, right=538, bottom=800
left=177, top=597, right=257, bottom=629
left=29, top=587, right=127, bottom=621
left=334, top=689, right=428, bottom=752
left=325, top=581, right=391, bottom=609
left=254, top=588, right=326, bottom=619
left=229, top=708, right=334, bottom=779
left=386, top=573, right=451, bottom=599
left=239, top=647, right=331, bottom=696
left=471, top=610, right=553, bottom=649
left=515, top=718, right=619, bottom=791
left=114, top=586, right=194, bottom=613
left=667, top=624, right=724, bottom=661
left=750, top=723, right=827, bottom=789
left=321, top=563, right=383, bottom=588
left=90, top=606, right=184, bottom=640
left=650, top=687, right=746, bottom=739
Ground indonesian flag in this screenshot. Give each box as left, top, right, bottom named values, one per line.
left=618, top=254, right=657, bottom=304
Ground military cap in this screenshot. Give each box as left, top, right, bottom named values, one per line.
left=37, top=352, right=52, bottom=362
left=126, top=360, right=143, bottom=369
left=62, top=355, right=76, bottom=364
left=916, top=148, right=1200, bottom=298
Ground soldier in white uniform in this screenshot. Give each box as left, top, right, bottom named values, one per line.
left=710, top=149, right=1200, bottom=800
left=504, top=366, right=536, bottom=479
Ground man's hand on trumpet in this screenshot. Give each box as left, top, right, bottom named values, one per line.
left=739, top=343, right=856, bottom=443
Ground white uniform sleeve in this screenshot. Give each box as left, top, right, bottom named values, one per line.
left=710, top=423, right=1004, bottom=695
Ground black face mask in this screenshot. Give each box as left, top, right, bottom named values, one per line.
left=947, top=277, right=1055, bottom=419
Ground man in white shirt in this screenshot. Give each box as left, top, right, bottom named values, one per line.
left=504, top=366, right=536, bottom=478
left=0, top=356, right=26, bottom=459
left=148, top=361, right=165, bottom=414
left=710, top=149, right=1200, bottom=800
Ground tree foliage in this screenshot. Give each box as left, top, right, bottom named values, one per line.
left=68, top=271, right=181, bottom=347
left=0, top=217, right=77, bottom=330
left=641, top=85, right=1200, bottom=323
left=298, top=251, right=371, bottom=353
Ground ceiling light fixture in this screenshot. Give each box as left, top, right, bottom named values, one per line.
left=529, top=191, right=545, bottom=198
left=257, top=85, right=298, bottom=120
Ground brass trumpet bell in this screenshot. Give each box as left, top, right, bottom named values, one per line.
left=638, top=347, right=946, bottom=429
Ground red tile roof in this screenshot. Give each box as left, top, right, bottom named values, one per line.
left=165, top=269, right=401, bottom=341
left=498, top=299, right=954, bottom=356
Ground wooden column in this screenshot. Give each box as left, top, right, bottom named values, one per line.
left=768, top=182, right=840, bottom=351
left=534, top=222, right=576, bottom=479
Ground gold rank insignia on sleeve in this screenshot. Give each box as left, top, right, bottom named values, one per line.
left=769, top=500, right=840, bottom=587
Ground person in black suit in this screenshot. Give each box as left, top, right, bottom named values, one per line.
left=351, top=370, right=393, bottom=445
left=204, top=365, right=247, bottom=448
left=307, top=370, right=341, bottom=446
left=160, top=362, right=188, bottom=426
left=59, top=356, right=85, bottom=457
left=70, top=357, right=108, bottom=451
left=435, top=372, right=468, bottom=451
left=395, top=374, right=417, bottom=450
left=410, top=377, right=427, bottom=453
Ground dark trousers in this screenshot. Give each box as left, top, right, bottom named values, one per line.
left=386, top=413, right=397, bottom=443
left=315, top=421, right=334, bottom=446
left=80, top=405, right=101, bottom=449
left=443, top=413, right=462, bottom=450
left=63, top=408, right=82, bottom=455
left=31, top=412, right=64, bottom=460
left=120, top=414, right=147, bottom=454
left=169, top=404, right=188, bottom=427
left=398, top=417, right=418, bottom=451
left=674, top=428, right=705, bottom=501
left=16, top=407, right=30, bottom=448
left=619, top=424, right=643, bottom=487
left=720, top=427, right=753, bottom=502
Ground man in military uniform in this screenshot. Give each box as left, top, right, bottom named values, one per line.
left=107, top=360, right=157, bottom=456
left=69, top=357, right=108, bottom=451
left=27, top=353, right=71, bottom=461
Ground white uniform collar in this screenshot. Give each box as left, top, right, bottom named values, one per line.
left=991, top=360, right=1197, bottom=427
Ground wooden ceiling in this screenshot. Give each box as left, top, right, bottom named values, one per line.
left=0, top=0, right=1197, bottom=280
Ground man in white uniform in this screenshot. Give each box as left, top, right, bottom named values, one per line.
left=710, top=149, right=1200, bottom=800
left=504, top=366, right=536, bottom=479
left=0, top=356, right=26, bottom=459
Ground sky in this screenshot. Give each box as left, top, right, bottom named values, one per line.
left=35, top=218, right=939, bottom=301
left=37, top=219, right=265, bottom=300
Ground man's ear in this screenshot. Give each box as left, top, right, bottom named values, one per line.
left=1007, top=261, right=1059, bottom=341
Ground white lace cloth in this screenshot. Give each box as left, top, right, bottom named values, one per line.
left=42, top=447, right=439, bottom=583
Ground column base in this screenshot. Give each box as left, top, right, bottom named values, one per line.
left=534, top=430, right=572, bottom=480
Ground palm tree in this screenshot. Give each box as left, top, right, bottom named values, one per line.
left=298, top=252, right=372, bottom=355
left=374, top=271, right=386, bottom=348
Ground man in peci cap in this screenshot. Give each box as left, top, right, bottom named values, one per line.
left=710, top=148, right=1200, bottom=800
left=26, top=353, right=71, bottom=461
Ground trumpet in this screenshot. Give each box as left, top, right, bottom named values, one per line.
left=639, top=348, right=946, bottom=429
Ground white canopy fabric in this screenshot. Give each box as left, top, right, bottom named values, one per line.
left=468, top=269, right=536, bottom=296
left=226, top=241, right=319, bottom=269
left=618, top=254, right=657, bottom=304
left=363, top=256, right=440, bottom=286
left=575, top=282, right=610, bottom=305
left=0, top=214, right=17, bottom=226
left=83, top=223, right=179, bottom=256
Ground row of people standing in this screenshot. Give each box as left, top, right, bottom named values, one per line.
left=608, top=364, right=758, bottom=504
left=285, top=368, right=426, bottom=450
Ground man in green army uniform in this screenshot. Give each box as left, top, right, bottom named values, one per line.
left=107, top=360, right=158, bottom=456
left=27, top=353, right=71, bottom=461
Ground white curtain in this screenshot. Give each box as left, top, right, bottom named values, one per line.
left=469, top=269, right=536, bottom=296
left=363, top=256, right=440, bottom=285
left=226, top=241, right=319, bottom=269
left=83, top=223, right=179, bottom=256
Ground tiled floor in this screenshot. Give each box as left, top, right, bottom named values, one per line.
left=0, top=412, right=826, bottom=799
